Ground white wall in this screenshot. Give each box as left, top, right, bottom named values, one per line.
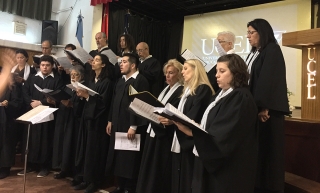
left=0, top=11, right=42, bottom=44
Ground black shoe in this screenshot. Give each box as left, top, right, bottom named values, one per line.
left=84, top=183, right=97, bottom=193
left=17, top=168, right=34, bottom=176
left=74, top=182, right=88, bottom=190
left=37, top=169, right=49, bottom=178
left=110, top=187, right=124, bottom=193
left=71, top=179, right=82, bottom=186
left=54, top=171, right=66, bottom=179
left=0, top=168, right=10, bottom=179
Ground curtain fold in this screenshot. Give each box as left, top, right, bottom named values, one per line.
left=91, top=0, right=118, bottom=6
left=0, top=0, right=52, bottom=20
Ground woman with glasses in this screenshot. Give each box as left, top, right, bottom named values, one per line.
left=246, top=19, right=289, bottom=193
left=52, top=65, right=86, bottom=180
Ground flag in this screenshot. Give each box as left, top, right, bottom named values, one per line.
left=76, top=13, right=84, bottom=47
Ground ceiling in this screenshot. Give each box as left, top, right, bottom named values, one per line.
left=110, top=0, right=283, bottom=21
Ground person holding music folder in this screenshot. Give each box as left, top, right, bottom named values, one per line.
left=174, top=54, right=258, bottom=193
left=19, top=55, right=64, bottom=178
left=106, top=53, right=149, bottom=193
left=168, top=59, right=214, bottom=193
left=246, top=19, right=289, bottom=193
left=52, top=65, right=86, bottom=180
left=136, top=59, right=184, bottom=193
left=74, top=53, right=114, bottom=193
left=0, top=69, right=23, bottom=179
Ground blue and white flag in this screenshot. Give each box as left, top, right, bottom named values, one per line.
left=76, top=13, right=84, bottom=47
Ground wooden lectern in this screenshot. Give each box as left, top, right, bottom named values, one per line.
left=283, top=28, right=320, bottom=191
left=282, top=28, right=320, bottom=121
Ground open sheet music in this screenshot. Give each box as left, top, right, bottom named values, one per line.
left=114, top=132, right=141, bottom=151
left=180, top=49, right=214, bottom=72
left=66, top=82, right=99, bottom=96
left=64, top=47, right=93, bottom=65
left=154, top=103, right=201, bottom=130
left=129, top=85, right=164, bottom=107
left=129, top=98, right=161, bottom=125
left=34, top=84, right=71, bottom=101
left=16, top=105, right=58, bottom=124
left=56, top=56, right=73, bottom=69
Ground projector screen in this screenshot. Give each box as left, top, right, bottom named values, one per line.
left=181, top=0, right=310, bottom=107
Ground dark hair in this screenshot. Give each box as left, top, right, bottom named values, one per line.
left=65, top=44, right=76, bottom=50
left=247, top=18, right=277, bottom=52
left=40, top=55, right=54, bottom=65
left=123, top=53, right=139, bottom=69
left=117, top=34, right=135, bottom=55
left=91, top=54, right=115, bottom=81
left=16, top=49, right=29, bottom=62
left=217, top=54, right=249, bottom=88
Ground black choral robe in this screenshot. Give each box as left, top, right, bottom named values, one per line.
left=138, top=57, right=162, bottom=96
left=22, top=72, right=64, bottom=164
left=248, top=42, right=289, bottom=191
left=136, top=85, right=183, bottom=193
left=106, top=73, right=149, bottom=179
left=192, top=87, right=258, bottom=193
left=172, top=84, right=212, bottom=193
left=75, top=77, right=114, bottom=183
left=0, top=84, right=22, bottom=168
left=52, top=87, right=85, bottom=173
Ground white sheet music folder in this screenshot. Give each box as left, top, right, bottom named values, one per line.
left=16, top=105, right=58, bottom=124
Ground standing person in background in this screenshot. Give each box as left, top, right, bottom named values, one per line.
left=0, top=71, right=22, bottom=179
left=246, top=18, right=289, bottom=193
left=169, top=59, right=214, bottom=193
left=136, top=42, right=162, bottom=96
left=117, top=34, right=135, bottom=56
left=106, top=53, right=149, bottom=193
left=74, top=54, right=114, bottom=193
left=136, top=59, right=184, bottom=193
left=207, top=31, right=236, bottom=92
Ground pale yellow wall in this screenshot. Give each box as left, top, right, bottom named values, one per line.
left=182, top=0, right=311, bottom=107
left=91, top=4, right=103, bottom=50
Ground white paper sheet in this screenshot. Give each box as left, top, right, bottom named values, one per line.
left=114, top=132, right=141, bottom=151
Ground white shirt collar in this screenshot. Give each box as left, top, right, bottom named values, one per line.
left=35, top=71, right=54, bottom=79
left=99, top=45, right=109, bottom=51
left=139, top=55, right=152, bottom=63
left=227, top=49, right=235, bottom=54
left=123, top=71, right=139, bottom=82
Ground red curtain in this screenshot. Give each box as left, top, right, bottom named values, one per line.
left=90, top=0, right=117, bottom=6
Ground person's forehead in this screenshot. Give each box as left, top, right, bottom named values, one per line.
left=217, top=35, right=226, bottom=40
left=40, top=61, right=52, bottom=65
left=42, top=41, right=50, bottom=46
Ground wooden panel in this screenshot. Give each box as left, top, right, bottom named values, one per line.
left=0, top=46, right=41, bottom=67
left=285, top=172, right=320, bottom=193
left=285, top=118, right=320, bottom=182
left=301, top=46, right=320, bottom=120
left=282, top=28, right=320, bottom=49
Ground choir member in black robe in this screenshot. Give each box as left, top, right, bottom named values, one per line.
left=169, top=59, right=214, bottom=193
left=117, top=34, right=135, bottom=56
left=0, top=79, right=22, bottom=179
left=20, top=55, right=64, bottom=177
left=246, top=19, right=289, bottom=193
left=74, top=54, right=114, bottom=193
left=136, top=42, right=162, bottom=96
left=136, top=59, right=184, bottom=193
left=106, top=53, right=149, bottom=193
left=176, top=54, right=258, bottom=193
left=52, top=65, right=86, bottom=179
left=11, top=49, right=37, bottom=154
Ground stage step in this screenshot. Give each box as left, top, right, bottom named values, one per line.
left=285, top=172, right=320, bottom=193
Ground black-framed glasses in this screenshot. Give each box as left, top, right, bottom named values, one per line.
left=247, top=30, right=257, bottom=35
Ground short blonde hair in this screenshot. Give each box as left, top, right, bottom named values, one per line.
left=183, top=59, right=215, bottom=96
left=163, top=59, right=184, bottom=85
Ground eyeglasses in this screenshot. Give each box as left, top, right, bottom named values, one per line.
left=218, top=40, right=227, bottom=44
left=136, top=48, right=146, bottom=53
left=70, top=73, right=80, bottom=77
left=247, top=30, right=257, bottom=35
left=41, top=47, right=51, bottom=50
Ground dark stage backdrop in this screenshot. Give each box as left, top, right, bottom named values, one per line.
left=108, top=4, right=184, bottom=90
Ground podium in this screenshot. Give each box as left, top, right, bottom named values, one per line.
left=282, top=28, right=320, bottom=121
left=16, top=105, right=58, bottom=193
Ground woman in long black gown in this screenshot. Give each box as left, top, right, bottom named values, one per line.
left=175, top=54, right=258, bottom=193
left=136, top=59, right=184, bottom=193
